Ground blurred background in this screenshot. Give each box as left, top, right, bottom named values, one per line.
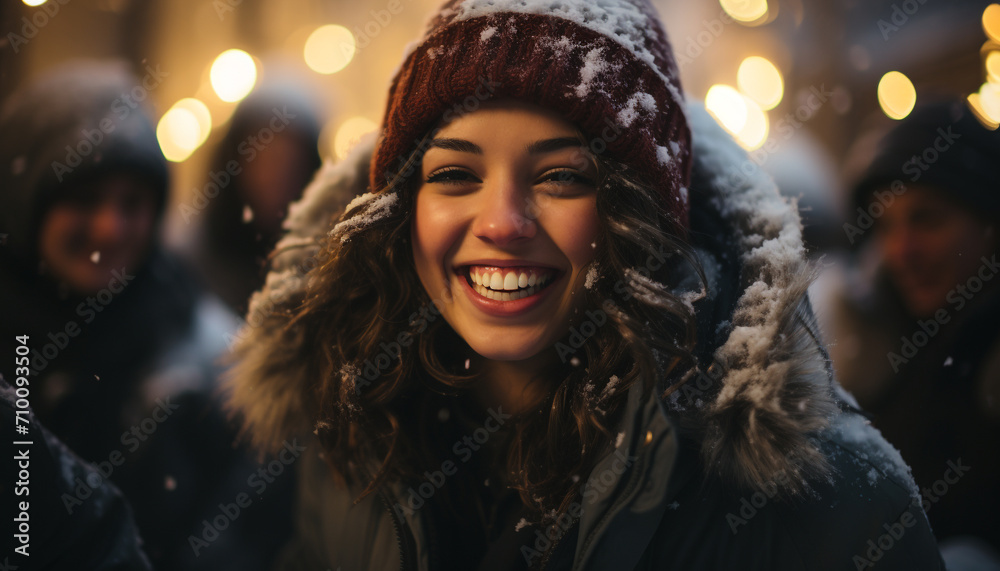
left=0, top=0, right=997, bottom=249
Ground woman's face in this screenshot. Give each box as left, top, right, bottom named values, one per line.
left=411, top=100, right=600, bottom=363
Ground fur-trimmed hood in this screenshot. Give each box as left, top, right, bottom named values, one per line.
left=226, top=103, right=857, bottom=497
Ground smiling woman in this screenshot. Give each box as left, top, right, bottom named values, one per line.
left=225, top=1, right=946, bottom=570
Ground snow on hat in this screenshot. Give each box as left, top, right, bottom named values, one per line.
left=370, top=0, right=692, bottom=228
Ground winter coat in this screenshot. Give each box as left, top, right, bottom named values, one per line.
left=1, top=378, right=152, bottom=570
left=227, top=104, right=946, bottom=571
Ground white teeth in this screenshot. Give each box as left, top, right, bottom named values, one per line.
left=503, top=272, right=518, bottom=290
left=467, top=266, right=556, bottom=300
left=474, top=282, right=540, bottom=301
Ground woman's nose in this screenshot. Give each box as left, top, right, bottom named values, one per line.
left=471, top=177, right=537, bottom=246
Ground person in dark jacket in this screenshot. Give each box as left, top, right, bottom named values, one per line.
left=226, top=1, right=945, bottom=569
left=0, top=61, right=292, bottom=571
left=823, top=100, right=1000, bottom=567
left=1, top=377, right=152, bottom=569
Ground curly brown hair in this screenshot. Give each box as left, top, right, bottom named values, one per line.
left=286, top=129, right=704, bottom=521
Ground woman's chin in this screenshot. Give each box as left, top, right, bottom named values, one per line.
left=464, top=338, right=551, bottom=364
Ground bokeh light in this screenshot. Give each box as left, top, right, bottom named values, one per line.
left=705, top=84, right=748, bottom=135
left=210, top=49, right=257, bottom=103
left=157, top=99, right=213, bottom=162
left=334, top=117, right=378, bottom=159
left=173, top=98, right=212, bottom=147
left=987, top=51, right=1000, bottom=84
left=304, top=25, right=356, bottom=75
left=737, top=56, right=784, bottom=110
left=877, top=71, right=917, bottom=120
left=22, top=0, right=47, bottom=6
left=157, top=108, right=202, bottom=162
left=736, top=95, right=769, bottom=150
left=969, top=82, right=1000, bottom=130
left=984, top=4, right=1000, bottom=43
left=720, top=0, right=768, bottom=24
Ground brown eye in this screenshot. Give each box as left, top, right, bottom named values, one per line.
left=425, top=168, right=481, bottom=185
left=536, top=169, right=595, bottom=197
left=538, top=169, right=594, bottom=186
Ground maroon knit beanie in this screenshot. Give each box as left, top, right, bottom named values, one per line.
left=370, top=0, right=692, bottom=228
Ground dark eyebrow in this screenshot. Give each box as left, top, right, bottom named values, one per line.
left=527, top=137, right=586, bottom=155
left=428, top=138, right=482, bottom=154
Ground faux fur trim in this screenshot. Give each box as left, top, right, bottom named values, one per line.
left=224, top=108, right=838, bottom=494
left=685, top=103, right=838, bottom=494
left=223, top=135, right=374, bottom=454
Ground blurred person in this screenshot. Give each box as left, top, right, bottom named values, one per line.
left=188, top=84, right=322, bottom=315
left=0, top=61, right=291, bottom=570
left=2, top=376, right=152, bottom=569
left=822, top=99, right=1000, bottom=563
left=226, top=1, right=944, bottom=569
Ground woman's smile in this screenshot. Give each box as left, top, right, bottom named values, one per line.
left=456, top=262, right=563, bottom=316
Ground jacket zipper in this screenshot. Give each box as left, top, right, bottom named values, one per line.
left=537, top=518, right=577, bottom=571
left=378, top=488, right=418, bottom=571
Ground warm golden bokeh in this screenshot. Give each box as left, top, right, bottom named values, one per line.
left=737, top=56, right=784, bottom=110
left=720, top=0, right=768, bottom=24
left=210, top=49, right=257, bottom=103
left=304, top=25, right=356, bottom=75
left=877, top=71, right=917, bottom=120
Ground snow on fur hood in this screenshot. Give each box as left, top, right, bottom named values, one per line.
left=225, top=103, right=900, bottom=497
